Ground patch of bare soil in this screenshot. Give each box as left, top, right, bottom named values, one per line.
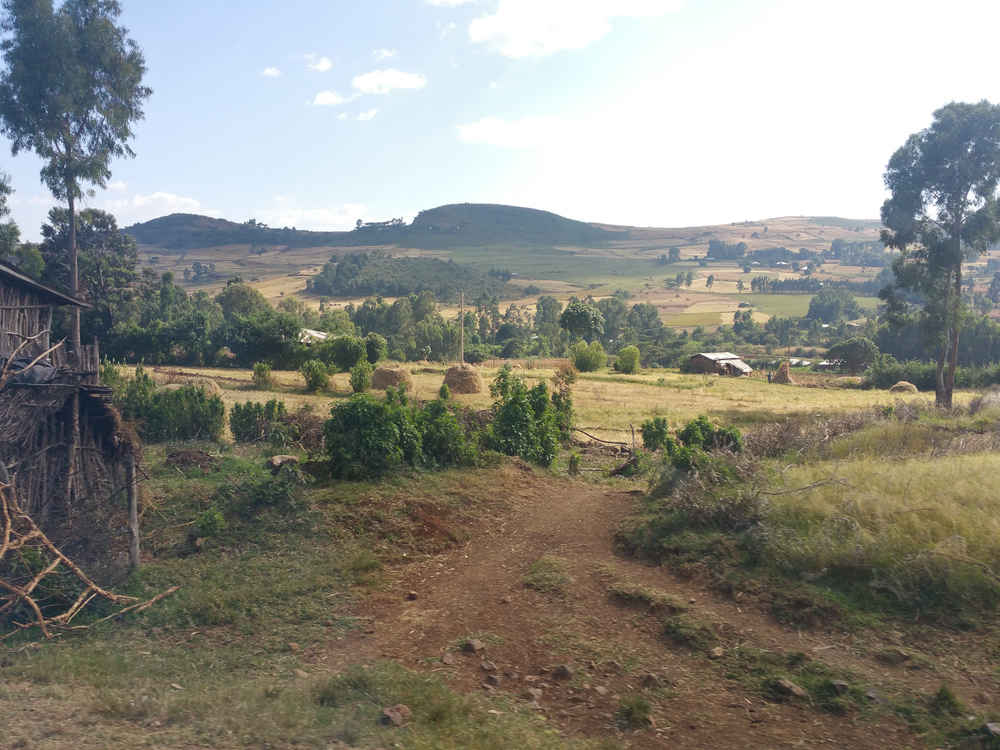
left=321, top=468, right=974, bottom=749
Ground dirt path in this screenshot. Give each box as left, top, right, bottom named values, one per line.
left=321, top=467, right=930, bottom=749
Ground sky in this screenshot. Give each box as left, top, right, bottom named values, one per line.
left=5, top=0, right=1000, bottom=241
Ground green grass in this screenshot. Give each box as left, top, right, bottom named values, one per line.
left=522, top=556, right=573, bottom=594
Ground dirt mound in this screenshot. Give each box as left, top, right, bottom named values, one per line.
left=442, top=363, right=486, bottom=394
left=889, top=380, right=918, bottom=394
left=371, top=363, right=415, bottom=392
left=771, top=361, right=795, bottom=385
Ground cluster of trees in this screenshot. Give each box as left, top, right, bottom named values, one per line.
left=307, top=251, right=521, bottom=302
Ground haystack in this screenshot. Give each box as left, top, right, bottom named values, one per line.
left=371, top=363, right=416, bottom=392
left=442, top=363, right=486, bottom=395
left=888, top=381, right=918, bottom=394
left=771, top=361, right=795, bottom=385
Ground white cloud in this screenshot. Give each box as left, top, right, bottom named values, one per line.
left=106, top=180, right=128, bottom=191
left=438, top=21, right=457, bottom=38
left=426, top=0, right=476, bottom=5
left=305, top=53, right=333, bottom=72
left=352, top=68, right=428, bottom=95
left=256, top=202, right=370, bottom=232
left=489, top=81, right=504, bottom=90
left=456, top=115, right=568, bottom=148
left=261, top=67, right=281, bottom=77
left=337, top=109, right=380, bottom=122
left=373, top=48, right=397, bottom=61
left=313, top=90, right=350, bottom=106
left=99, top=192, right=222, bottom=226
left=468, top=0, right=684, bottom=58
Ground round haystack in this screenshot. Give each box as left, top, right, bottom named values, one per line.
left=442, top=363, right=486, bottom=395
left=771, top=361, right=796, bottom=385
left=164, top=377, right=221, bottom=395
left=371, top=363, right=416, bottom=392
left=888, top=380, right=918, bottom=394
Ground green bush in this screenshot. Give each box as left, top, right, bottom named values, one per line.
left=300, top=359, right=329, bottom=392
left=640, top=416, right=670, bottom=451
left=569, top=340, right=608, bottom=372
left=324, top=335, right=368, bottom=372
left=217, top=465, right=309, bottom=519
left=349, top=358, right=373, bottom=393
left=110, top=366, right=225, bottom=442
left=325, top=395, right=410, bottom=479
left=677, top=414, right=744, bottom=452
left=614, top=345, right=641, bottom=374
left=365, top=332, right=388, bottom=365
left=230, top=398, right=288, bottom=443
left=487, top=364, right=561, bottom=466
left=419, top=398, right=474, bottom=468
left=251, top=362, right=273, bottom=389
left=194, top=506, right=226, bottom=537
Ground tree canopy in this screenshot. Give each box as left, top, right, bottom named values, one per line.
left=880, top=100, right=1000, bottom=408
left=0, top=0, right=151, bottom=351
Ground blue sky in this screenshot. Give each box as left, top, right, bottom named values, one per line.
left=5, top=0, right=1000, bottom=241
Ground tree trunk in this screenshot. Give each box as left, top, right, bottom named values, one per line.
left=943, top=267, right=963, bottom=410
left=68, top=193, right=80, bottom=360
left=934, top=341, right=949, bottom=408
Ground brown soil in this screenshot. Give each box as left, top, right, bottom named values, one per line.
left=317, top=467, right=958, bottom=748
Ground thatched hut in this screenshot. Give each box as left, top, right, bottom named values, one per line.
left=0, top=261, right=138, bottom=560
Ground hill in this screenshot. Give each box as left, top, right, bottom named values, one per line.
left=125, top=203, right=622, bottom=252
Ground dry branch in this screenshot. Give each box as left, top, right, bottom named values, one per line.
left=0, top=480, right=173, bottom=641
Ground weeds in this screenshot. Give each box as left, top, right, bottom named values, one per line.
left=522, top=556, right=572, bottom=594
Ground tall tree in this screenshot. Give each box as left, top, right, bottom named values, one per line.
left=0, top=0, right=150, bottom=356
left=880, top=100, right=1000, bottom=408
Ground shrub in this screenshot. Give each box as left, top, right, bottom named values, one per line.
left=325, top=395, right=407, bottom=479
left=194, top=506, right=226, bottom=537
left=349, top=358, right=373, bottom=393
left=365, top=332, right=388, bottom=365
left=438, top=383, right=450, bottom=399
left=110, top=366, right=225, bottom=442
left=300, top=359, right=329, bottom=392
left=640, top=416, right=670, bottom=451
left=569, top=340, right=607, bottom=372
left=614, top=345, right=641, bottom=374
left=677, top=414, right=744, bottom=452
left=419, top=398, right=474, bottom=468
left=487, top=364, right=560, bottom=466
left=230, top=398, right=288, bottom=443
left=217, top=465, right=309, bottom=519
left=321, top=335, right=367, bottom=372
left=551, top=363, right=577, bottom=440
left=251, top=362, right=273, bottom=389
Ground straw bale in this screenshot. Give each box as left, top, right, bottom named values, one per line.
left=371, top=363, right=416, bottom=392
left=443, top=363, right=486, bottom=395
left=771, top=361, right=796, bottom=385
left=888, top=380, right=918, bottom=394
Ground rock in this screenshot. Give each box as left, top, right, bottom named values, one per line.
left=863, top=687, right=888, bottom=705
left=485, top=674, right=502, bottom=687
left=268, top=455, right=299, bottom=474
left=381, top=704, right=412, bottom=727
left=707, top=647, right=725, bottom=659
left=773, top=678, right=808, bottom=700
left=525, top=687, right=543, bottom=701
left=526, top=701, right=545, bottom=712
left=830, top=680, right=850, bottom=695
left=288, top=642, right=300, bottom=652
left=407, top=591, right=419, bottom=601
left=501, top=595, right=512, bottom=604
left=553, top=665, right=574, bottom=680
left=524, top=675, right=539, bottom=683
left=877, top=648, right=910, bottom=666
left=481, top=660, right=497, bottom=672
left=294, top=669, right=310, bottom=679
left=441, top=653, right=458, bottom=666
left=641, top=674, right=659, bottom=689
left=463, top=639, right=485, bottom=653
left=594, top=686, right=609, bottom=696
left=984, top=722, right=1000, bottom=737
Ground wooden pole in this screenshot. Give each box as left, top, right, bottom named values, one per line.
left=125, top=455, right=139, bottom=569
left=460, top=291, right=464, bottom=364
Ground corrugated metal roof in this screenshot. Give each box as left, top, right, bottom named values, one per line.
left=692, top=352, right=742, bottom=361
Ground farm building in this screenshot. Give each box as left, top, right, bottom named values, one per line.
left=689, top=352, right=753, bottom=377
left=0, top=261, right=138, bottom=556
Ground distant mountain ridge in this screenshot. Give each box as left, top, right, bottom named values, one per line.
left=125, top=203, right=624, bottom=251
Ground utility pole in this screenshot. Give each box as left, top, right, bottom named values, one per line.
left=460, top=291, right=464, bottom=364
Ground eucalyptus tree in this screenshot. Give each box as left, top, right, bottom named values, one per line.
left=0, top=0, right=151, bottom=355
left=880, top=100, right=1000, bottom=408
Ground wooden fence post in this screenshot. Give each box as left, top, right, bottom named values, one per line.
left=125, top=455, right=140, bottom=569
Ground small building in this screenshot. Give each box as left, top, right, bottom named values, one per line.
left=298, top=328, right=331, bottom=345
left=0, top=261, right=137, bottom=548
left=689, top=351, right=753, bottom=377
